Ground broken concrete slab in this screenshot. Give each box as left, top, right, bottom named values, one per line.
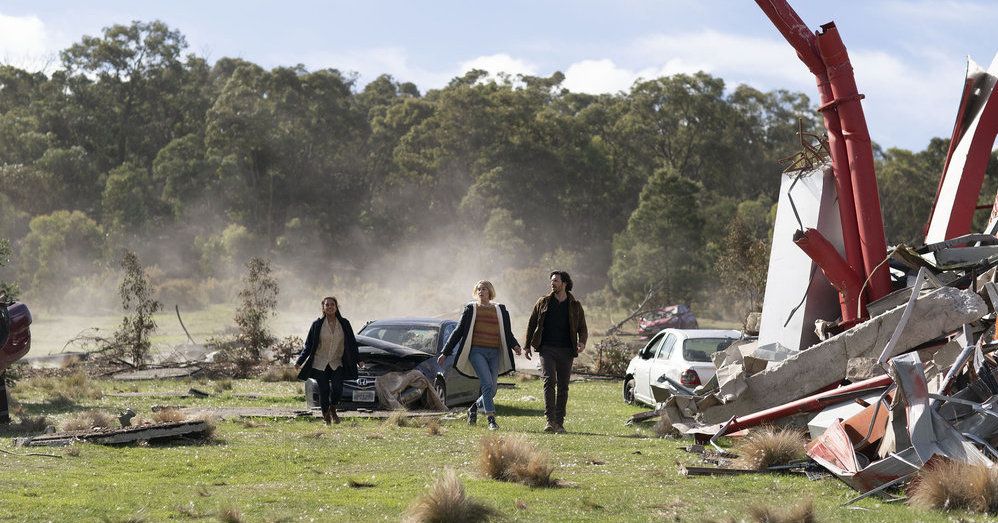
left=696, top=286, right=984, bottom=424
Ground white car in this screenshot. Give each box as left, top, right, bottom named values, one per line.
left=623, top=328, right=741, bottom=407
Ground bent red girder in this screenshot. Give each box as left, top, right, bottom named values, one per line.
left=755, top=1, right=891, bottom=307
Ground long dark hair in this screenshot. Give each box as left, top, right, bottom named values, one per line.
left=550, top=270, right=573, bottom=292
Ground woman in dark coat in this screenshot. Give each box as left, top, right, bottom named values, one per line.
left=295, top=296, right=359, bottom=425
left=437, top=280, right=522, bottom=430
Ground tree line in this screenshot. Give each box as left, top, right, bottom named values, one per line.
left=0, top=21, right=991, bottom=319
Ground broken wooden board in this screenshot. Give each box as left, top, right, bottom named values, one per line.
left=14, top=420, right=211, bottom=447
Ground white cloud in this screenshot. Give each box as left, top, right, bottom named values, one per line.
left=562, top=59, right=634, bottom=94
left=282, top=46, right=454, bottom=90
left=0, top=12, right=58, bottom=71
left=457, top=53, right=536, bottom=78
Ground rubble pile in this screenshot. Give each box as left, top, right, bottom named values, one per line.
left=647, top=0, right=998, bottom=503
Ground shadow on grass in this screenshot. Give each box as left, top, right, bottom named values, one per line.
left=495, top=404, right=545, bottom=417
left=17, top=397, right=81, bottom=415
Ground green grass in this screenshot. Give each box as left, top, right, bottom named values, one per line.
left=0, top=376, right=968, bottom=522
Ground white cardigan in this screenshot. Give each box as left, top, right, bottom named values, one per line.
left=450, top=302, right=516, bottom=379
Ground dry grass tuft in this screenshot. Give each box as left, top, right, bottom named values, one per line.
left=384, top=409, right=410, bottom=428
left=404, top=468, right=498, bottom=523
left=192, top=414, right=218, bottom=440
left=424, top=418, right=443, bottom=436
left=217, top=507, right=243, bottom=523
left=653, top=412, right=680, bottom=438
left=151, top=408, right=187, bottom=424
left=745, top=499, right=816, bottom=523
left=38, top=371, right=103, bottom=403
left=734, top=426, right=806, bottom=469
left=175, top=501, right=203, bottom=518
left=259, top=365, right=298, bottom=382
left=0, top=414, right=49, bottom=436
left=909, top=460, right=998, bottom=513
left=478, top=434, right=556, bottom=487
left=61, top=410, right=117, bottom=432
left=515, top=372, right=539, bottom=382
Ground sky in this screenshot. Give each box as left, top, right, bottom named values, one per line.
left=0, top=1, right=996, bottom=151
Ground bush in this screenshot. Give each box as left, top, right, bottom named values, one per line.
left=108, top=250, right=162, bottom=366
left=592, top=336, right=634, bottom=378
left=234, top=257, right=278, bottom=361
left=155, top=278, right=207, bottom=309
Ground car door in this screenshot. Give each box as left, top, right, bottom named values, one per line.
left=437, top=322, right=480, bottom=405
left=647, top=333, right=679, bottom=394
left=632, top=332, right=667, bottom=405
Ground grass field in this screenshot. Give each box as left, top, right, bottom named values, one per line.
left=0, top=373, right=969, bottom=522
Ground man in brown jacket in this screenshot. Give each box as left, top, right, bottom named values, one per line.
left=524, top=271, right=588, bottom=433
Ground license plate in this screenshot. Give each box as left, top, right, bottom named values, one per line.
left=352, top=390, right=376, bottom=403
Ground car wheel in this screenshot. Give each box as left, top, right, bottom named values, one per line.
left=433, top=379, right=447, bottom=407
left=623, top=377, right=636, bottom=405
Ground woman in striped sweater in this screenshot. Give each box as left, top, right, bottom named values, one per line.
left=437, top=280, right=522, bottom=430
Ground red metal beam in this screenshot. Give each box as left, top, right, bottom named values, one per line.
left=754, top=1, right=867, bottom=309
left=714, top=374, right=894, bottom=438
left=794, top=228, right=864, bottom=322
left=816, top=23, right=891, bottom=301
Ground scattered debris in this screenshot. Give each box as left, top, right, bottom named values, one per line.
left=15, top=419, right=213, bottom=447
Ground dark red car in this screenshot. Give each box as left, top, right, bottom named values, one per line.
left=1, top=301, right=32, bottom=422
left=637, top=304, right=697, bottom=339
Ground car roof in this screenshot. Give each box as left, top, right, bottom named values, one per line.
left=662, top=328, right=742, bottom=339
left=361, top=317, right=457, bottom=328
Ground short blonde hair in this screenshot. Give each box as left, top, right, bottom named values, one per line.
left=472, top=280, right=496, bottom=300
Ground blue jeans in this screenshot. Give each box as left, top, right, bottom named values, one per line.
left=468, top=346, right=501, bottom=415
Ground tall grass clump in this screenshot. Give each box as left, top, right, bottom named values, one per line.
left=404, top=468, right=498, bottom=523
left=746, top=499, right=817, bottom=522
left=61, top=410, right=117, bottom=431
left=478, top=434, right=556, bottom=487
left=734, top=426, right=806, bottom=469
left=909, top=460, right=998, bottom=513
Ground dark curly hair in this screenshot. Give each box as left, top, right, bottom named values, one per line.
left=550, top=271, right=573, bottom=292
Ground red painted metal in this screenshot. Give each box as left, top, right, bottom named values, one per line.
left=924, top=58, right=998, bottom=243
left=815, top=23, right=891, bottom=301
left=754, top=1, right=867, bottom=316
left=793, top=228, right=864, bottom=322
left=0, top=302, right=32, bottom=372
left=714, top=374, right=894, bottom=438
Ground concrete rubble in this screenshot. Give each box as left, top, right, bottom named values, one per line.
left=640, top=4, right=998, bottom=501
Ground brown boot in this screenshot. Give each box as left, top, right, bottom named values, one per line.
left=330, top=406, right=341, bottom=425
left=321, top=408, right=332, bottom=426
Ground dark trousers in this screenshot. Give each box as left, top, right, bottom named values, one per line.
left=310, top=365, right=345, bottom=411
left=540, top=345, right=574, bottom=424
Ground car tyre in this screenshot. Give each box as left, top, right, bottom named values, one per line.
left=623, top=377, right=636, bottom=405
left=433, top=378, right=447, bottom=407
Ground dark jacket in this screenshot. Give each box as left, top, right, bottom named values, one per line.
left=296, top=315, right=360, bottom=381
left=442, top=303, right=519, bottom=379
left=524, top=292, right=588, bottom=356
